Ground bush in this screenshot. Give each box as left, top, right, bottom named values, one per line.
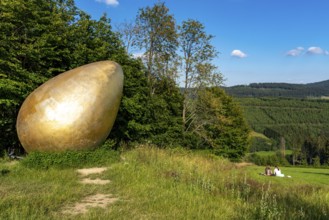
left=246, top=152, right=290, bottom=166
left=249, top=136, right=274, bottom=152
left=21, top=148, right=120, bottom=169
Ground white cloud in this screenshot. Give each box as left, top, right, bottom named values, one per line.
left=132, top=52, right=144, bottom=58
left=306, top=46, right=329, bottom=55
left=231, top=49, right=247, bottom=58
left=96, top=0, right=119, bottom=6
left=286, top=47, right=304, bottom=56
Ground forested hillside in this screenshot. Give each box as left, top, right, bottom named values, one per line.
left=236, top=97, right=329, bottom=165
left=224, top=80, right=329, bottom=98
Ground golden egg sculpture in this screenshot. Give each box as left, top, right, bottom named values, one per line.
left=16, top=61, right=124, bottom=152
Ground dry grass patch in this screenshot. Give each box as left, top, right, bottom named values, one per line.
left=77, top=167, right=111, bottom=185
left=77, top=167, right=108, bottom=176
left=62, top=193, right=118, bottom=215
left=80, top=178, right=111, bottom=185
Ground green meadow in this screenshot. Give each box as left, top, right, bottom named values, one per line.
left=1, top=146, right=328, bottom=220
left=246, top=165, right=329, bottom=186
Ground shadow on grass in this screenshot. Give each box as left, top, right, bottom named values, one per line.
left=301, top=171, right=329, bottom=176
left=1, top=169, right=10, bottom=176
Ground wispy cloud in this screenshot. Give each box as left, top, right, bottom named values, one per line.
left=287, top=46, right=329, bottom=56
left=286, top=47, right=304, bottom=56
left=231, top=49, right=247, bottom=58
left=306, top=46, right=329, bottom=55
left=96, top=0, right=119, bottom=6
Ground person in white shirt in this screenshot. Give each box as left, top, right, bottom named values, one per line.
left=273, top=166, right=285, bottom=177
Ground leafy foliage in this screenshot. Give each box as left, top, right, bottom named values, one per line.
left=246, top=152, right=290, bottom=166
left=147, top=78, right=184, bottom=147
left=188, top=87, right=250, bottom=159
left=21, top=148, right=120, bottom=169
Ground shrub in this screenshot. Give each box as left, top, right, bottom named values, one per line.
left=246, top=152, right=289, bottom=166
left=21, top=148, right=120, bottom=169
left=249, top=136, right=274, bottom=152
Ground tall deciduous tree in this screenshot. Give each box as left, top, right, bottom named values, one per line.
left=134, top=2, right=178, bottom=94
left=178, top=19, right=222, bottom=130
left=115, top=20, right=138, bottom=54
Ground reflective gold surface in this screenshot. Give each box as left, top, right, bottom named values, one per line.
left=16, top=61, right=124, bottom=152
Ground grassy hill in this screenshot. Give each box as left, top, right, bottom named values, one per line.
left=224, top=79, right=329, bottom=98
left=1, top=147, right=328, bottom=219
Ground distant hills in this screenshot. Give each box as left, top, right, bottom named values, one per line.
left=223, top=79, right=329, bottom=98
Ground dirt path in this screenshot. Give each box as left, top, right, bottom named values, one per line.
left=77, top=167, right=110, bottom=185
left=62, top=193, right=118, bottom=215
left=62, top=167, right=118, bottom=215
left=77, top=167, right=108, bottom=176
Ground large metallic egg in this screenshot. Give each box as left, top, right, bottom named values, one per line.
left=16, top=61, right=124, bottom=152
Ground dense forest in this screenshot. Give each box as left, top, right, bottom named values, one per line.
left=224, top=79, right=329, bottom=166
left=0, top=0, right=250, bottom=160
left=237, top=97, right=329, bottom=165
left=224, top=80, right=329, bottom=98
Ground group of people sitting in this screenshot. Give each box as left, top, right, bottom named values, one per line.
left=264, top=165, right=285, bottom=177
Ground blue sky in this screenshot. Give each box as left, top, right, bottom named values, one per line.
left=75, top=0, right=329, bottom=86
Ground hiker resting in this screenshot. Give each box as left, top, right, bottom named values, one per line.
left=273, top=166, right=285, bottom=177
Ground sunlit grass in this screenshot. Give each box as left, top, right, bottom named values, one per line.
left=249, top=131, right=271, bottom=140
left=0, top=156, right=118, bottom=220
left=102, top=146, right=241, bottom=219
left=1, top=146, right=328, bottom=219
left=246, top=165, right=329, bottom=186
